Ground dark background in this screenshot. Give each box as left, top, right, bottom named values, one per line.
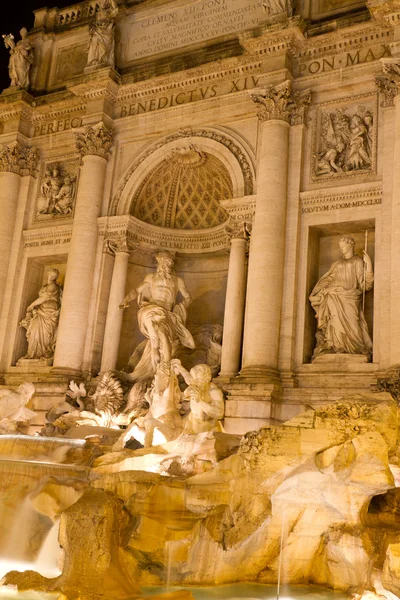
left=0, top=0, right=73, bottom=92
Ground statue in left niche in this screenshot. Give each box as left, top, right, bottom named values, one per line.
left=19, top=268, right=63, bottom=364
left=87, top=0, right=118, bottom=69
left=2, top=28, right=34, bottom=89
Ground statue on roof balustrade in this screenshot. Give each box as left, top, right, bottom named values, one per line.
left=2, top=28, right=34, bottom=89
left=87, top=0, right=118, bottom=69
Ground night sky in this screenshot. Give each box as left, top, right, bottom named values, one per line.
left=0, top=0, right=74, bottom=92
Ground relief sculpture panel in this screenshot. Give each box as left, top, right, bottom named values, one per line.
left=35, top=159, right=80, bottom=222
left=312, top=95, right=377, bottom=182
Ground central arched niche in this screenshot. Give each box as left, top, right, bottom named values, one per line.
left=131, top=147, right=231, bottom=229
left=110, top=128, right=255, bottom=218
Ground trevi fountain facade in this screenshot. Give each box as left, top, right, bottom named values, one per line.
left=0, top=0, right=400, bottom=598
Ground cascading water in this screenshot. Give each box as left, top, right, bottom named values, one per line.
left=0, top=435, right=95, bottom=582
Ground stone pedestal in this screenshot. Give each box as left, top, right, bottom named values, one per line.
left=219, top=228, right=248, bottom=379
left=100, top=243, right=131, bottom=372
left=53, top=124, right=112, bottom=374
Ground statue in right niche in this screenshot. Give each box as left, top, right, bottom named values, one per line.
left=309, top=237, right=373, bottom=360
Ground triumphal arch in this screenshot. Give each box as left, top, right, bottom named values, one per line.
left=0, top=0, right=398, bottom=434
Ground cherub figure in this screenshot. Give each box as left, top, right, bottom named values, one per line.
left=171, top=360, right=224, bottom=434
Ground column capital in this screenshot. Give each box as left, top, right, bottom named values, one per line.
left=250, top=80, right=311, bottom=125
left=104, top=234, right=138, bottom=255
left=225, top=220, right=252, bottom=242
left=0, top=142, right=40, bottom=177
left=75, top=122, right=113, bottom=159
left=375, top=59, right=400, bottom=107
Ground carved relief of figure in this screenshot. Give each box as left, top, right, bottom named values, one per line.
left=54, top=176, right=76, bottom=214
left=172, top=360, right=224, bottom=434
left=348, top=114, right=372, bottom=171
left=315, top=106, right=373, bottom=177
left=309, top=237, right=373, bottom=360
left=263, top=0, right=295, bottom=16
left=87, top=0, right=118, bottom=69
left=2, top=28, right=34, bottom=89
left=19, top=268, right=63, bottom=361
left=40, top=165, right=62, bottom=214
left=120, top=251, right=195, bottom=381
left=39, top=164, right=77, bottom=217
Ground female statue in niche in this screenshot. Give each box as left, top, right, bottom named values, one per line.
left=19, top=268, right=63, bottom=361
left=2, top=28, right=34, bottom=89
left=309, top=237, right=373, bottom=360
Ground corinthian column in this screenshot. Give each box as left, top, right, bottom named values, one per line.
left=100, top=236, right=137, bottom=373
left=53, top=123, right=113, bottom=373
left=219, top=223, right=249, bottom=379
left=0, top=143, right=39, bottom=312
left=376, top=61, right=400, bottom=367
left=240, top=81, right=310, bottom=382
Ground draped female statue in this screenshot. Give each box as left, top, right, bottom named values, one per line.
left=309, top=237, right=373, bottom=360
left=87, top=0, right=118, bottom=69
left=19, top=268, right=63, bottom=361
left=2, top=28, right=34, bottom=89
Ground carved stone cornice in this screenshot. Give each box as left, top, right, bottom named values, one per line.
left=250, top=80, right=311, bottom=125
left=375, top=59, right=400, bottom=106
left=74, top=123, right=113, bottom=159
left=98, top=215, right=230, bottom=254
left=0, top=142, right=40, bottom=177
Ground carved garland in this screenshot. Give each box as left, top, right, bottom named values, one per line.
left=109, top=128, right=255, bottom=216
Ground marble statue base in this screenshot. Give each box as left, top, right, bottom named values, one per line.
left=312, top=353, right=370, bottom=365
left=16, top=357, right=53, bottom=367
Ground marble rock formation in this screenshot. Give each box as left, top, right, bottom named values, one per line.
left=3, top=393, right=400, bottom=599
left=88, top=393, right=400, bottom=594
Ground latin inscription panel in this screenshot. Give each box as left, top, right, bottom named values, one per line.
left=123, top=0, right=266, bottom=63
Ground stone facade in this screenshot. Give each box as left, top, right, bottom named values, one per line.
left=0, top=0, right=399, bottom=434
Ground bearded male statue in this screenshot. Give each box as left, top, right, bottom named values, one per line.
left=120, top=251, right=195, bottom=380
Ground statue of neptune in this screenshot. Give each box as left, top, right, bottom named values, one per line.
left=120, top=251, right=195, bottom=380
left=309, top=237, right=374, bottom=360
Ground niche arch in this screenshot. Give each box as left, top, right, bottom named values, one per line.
left=110, top=127, right=255, bottom=218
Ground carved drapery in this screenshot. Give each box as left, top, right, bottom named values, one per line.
left=0, top=142, right=39, bottom=177
left=251, top=80, right=311, bottom=125
left=74, top=123, right=113, bottom=159
left=375, top=61, right=400, bottom=107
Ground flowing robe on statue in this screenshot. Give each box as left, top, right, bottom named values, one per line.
left=309, top=254, right=373, bottom=358
left=23, top=284, right=62, bottom=359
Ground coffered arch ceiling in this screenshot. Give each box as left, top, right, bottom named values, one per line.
left=110, top=128, right=256, bottom=225
left=131, top=147, right=232, bottom=230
